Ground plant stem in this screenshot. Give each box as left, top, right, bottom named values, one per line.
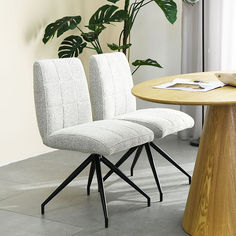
left=128, top=33, right=131, bottom=61
left=94, top=40, right=100, bottom=53
left=118, top=29, right=124, bottom=49
left=132, top=65, right=141, bottom=75
left=76, top=26, right=84, bottom=34
left=133, top=0, right=145, bottom=10
left=91, top=40, right=101, bottom=54
left=96, top=39, right=103, bottom=54
left=131, top=0, right=145, bottom=28
left=139, top=0, right=153, bottom=8
left=122, top=0, right=147, bottom=56
left=76, top=26, right=101, bottom=53
left=129, top=1, right=138, bottom=15
left=122, top=0, right=130, bottom=55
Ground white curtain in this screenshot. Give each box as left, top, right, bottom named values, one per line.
left=179, top=0, right=236, bottom=140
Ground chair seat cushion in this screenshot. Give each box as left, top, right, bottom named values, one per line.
left=115, top=108, right=194, bottom=138
left=45, top=120, right=154, bottom=156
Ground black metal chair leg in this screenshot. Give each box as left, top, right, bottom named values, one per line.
left=145, top=143, right=163, bottom=202
left=130, top=145, right=143, bottom=176
left=150, top=142, right=192, bottom=184
left=94, top=155, right=109, bottom=228
left=41, top=155, right=93, bottom=215
left=87, top=160, right=96, bottom=196
left=101, top=156, right=151, bottom=207
left=103, top=146, right=138, bottom=181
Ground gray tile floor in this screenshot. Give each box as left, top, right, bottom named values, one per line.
left=0, top=135, right=198, bottom=236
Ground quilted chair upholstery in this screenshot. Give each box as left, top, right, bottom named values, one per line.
left=115, top=108, right=194, bottom=139
left=46, top=119, right=153, bottom=156
left=34, top=58, right=92, bottom=138
left=89, top=52, right=194, bottom=138
left=89, top=52, right=194, bottom=202
left=33, top=58, right=154, bottom=228
left=89, top=52, right=136, bottom=121
left=34, top=58, right=153, bottom=156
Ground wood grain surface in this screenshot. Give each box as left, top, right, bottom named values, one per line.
left=132, top=72, right=236, bottom=105
left=182, top=105, right=236, bottom=236
left=132, top=72, right=236, bottom=235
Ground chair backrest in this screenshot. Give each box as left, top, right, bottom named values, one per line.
left=33, top=58, right=92, bottom=141
left=89, top=52, right=136, bottom=120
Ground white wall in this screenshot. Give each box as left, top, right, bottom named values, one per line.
left=0, top=0, right=182, bottom=166
left=0, top=0, right=121, bottom=166
left=130, top=0, right=182, bottom=110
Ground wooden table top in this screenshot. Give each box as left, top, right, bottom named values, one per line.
left=132, top=72, right=236, bottom=105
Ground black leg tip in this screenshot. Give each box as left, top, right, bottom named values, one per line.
left=160, top=194, right=163, bottom=202
left=130, top=170, right=133, bottom=176
left=105, top=218, right=109, bottom=228
left=87, top=189, right=90, bottom=196
left=103, top=176, right=108, bottom=182
left=147, top=198, right=151, bottom=207
left=41, top=205, right=45, bottom=215
left=188, top=177, right=192, bottom=185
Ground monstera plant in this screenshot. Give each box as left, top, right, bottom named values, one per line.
left=43, top=0, right=178, bottom=73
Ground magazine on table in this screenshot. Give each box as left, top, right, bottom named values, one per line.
left=153, top=78, right=225, bottom=92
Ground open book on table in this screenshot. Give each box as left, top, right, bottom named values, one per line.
left=153, top=78, right=225, bottom=92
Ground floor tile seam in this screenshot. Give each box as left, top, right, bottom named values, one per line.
left=0, top=208, right=83, bottom=229
left=71, top=230, right=88, bottom=236
left=0, top=191, right=26, bottom=203
left=0, top=177, right=29, bottom=185
left=0, top=176, right=89, bottom=186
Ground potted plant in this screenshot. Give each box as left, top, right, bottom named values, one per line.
left=42, top=0, right=181, bottom=73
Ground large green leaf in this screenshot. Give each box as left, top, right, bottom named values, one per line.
left=43, top=16, right=82, bottom=44
left=58, top=35, right=87, bottom=58
left=107, top=43, right=131, bottom=51
left=154, top=0, right=177, bottom=24
left=132, top=59, right=162, bottom=68
left=81, top=31, right=100, bottom=42
left=88, top=5, right=128, bottom=31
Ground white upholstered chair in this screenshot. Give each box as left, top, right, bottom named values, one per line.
left=33, top=58, right=154, bottom=228
left=89, top=52, right=195, bottom=201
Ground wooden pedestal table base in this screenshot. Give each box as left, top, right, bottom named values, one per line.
left=131, top=72, right=236, bottom=235
left=182, top=105, right=236, bottom=236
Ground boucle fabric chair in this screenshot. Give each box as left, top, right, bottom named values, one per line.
left=89, top=52, right=195, bottom=201
left=33, top=58, right=154, bottom=228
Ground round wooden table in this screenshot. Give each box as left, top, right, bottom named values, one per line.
left=132, top=72, right=236, bottom=236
